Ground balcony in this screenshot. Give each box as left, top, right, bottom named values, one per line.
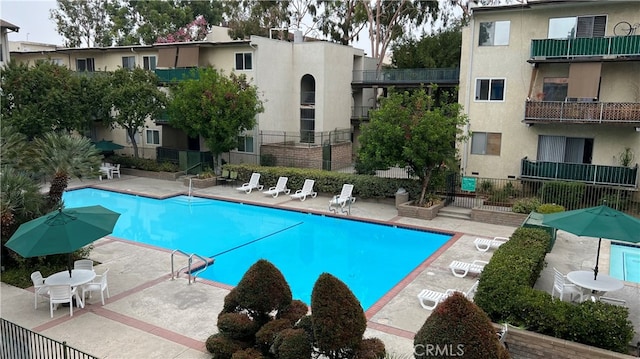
left=351, top=106, right=373, bottom=119
left=352, top=68, right=459, bottom=87
left=530, top=35, right=640, bottom=61
left=524, top=101, right=640, bottom=126
left=520, top=158, right=638, bottom=188
left=154, top=68, right=199, bottom=84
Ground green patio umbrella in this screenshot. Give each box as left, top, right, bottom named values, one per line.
left=5, top=205, right=121, bottom=277
left=92, top=139, right=125, bottom=152
left=542, top=205, right=640, bottom=280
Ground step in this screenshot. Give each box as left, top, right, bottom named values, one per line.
left=437, top=212, right=472, bottom=220
left=438, top=206, right=472, bottom=220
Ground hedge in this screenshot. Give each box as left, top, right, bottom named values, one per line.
left=474, top=227, right=634, bottom=353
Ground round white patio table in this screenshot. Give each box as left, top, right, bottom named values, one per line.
left=566, top=270, right=624, bottom=295
left=45, top=269, right=96, bottom=308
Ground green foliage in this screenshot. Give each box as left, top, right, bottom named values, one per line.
left=206, top=333, right=248, bottom=359
left=294, top=315, right=314, bottom=343
left=273, top=328, right=312, bottom=359
left=50, top=0, right=113, bottom=47
left=260, top=153, right=277, bottom=167
left=235, top=259, right=292, bottom=325
left=474, top=228, right=634, bottom=353
left=356, top=88, right=469, bottom=206
left=167, top=67, right=264, bottom=169
left=231, top=348, right=265, bottom=359
left=539, top=181, right=585, bottom=210
left=512, top=197, right=542, bottom=214
left=255, top=319, right=292, bottom=352
left=217, top=312, right=261, bottom=341
left=277, top=299, right=309, bottom=325
left=536, top=203, right=565, bottom=214
left=414, top=292, right=510, bottom=359
left=479, top=180, right=494, bottom=194
left=392, top=25, right=462, bottom=68
left=311, top=273, right=367, bottom=358
left=353, top=338, right=386, bottom=359
left=224, top=0, right=290, bottom=40
left=109, top=155, right=179, bottom=172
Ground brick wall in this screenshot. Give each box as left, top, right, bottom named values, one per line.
left=471, top=208, right=527, bottom=227
left=330, top=142, right=353, bottom=170
left=261, top=142, right=353, bottom=170
left=505, top=326, right=636, bottom=359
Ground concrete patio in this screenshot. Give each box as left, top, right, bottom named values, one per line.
left=1, top=174, right=638, bottom=358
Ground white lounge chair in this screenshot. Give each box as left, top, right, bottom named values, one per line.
left=236, top=173, right=264, bottom=194
left=449, top=260, right=489, bottom=278
left=329, top=184, right=356, bottom=214
left=551, top=268, right=585, bottom=302
left=474, top=236, right=508, bottom=252
left=417, top=281, right=479, bottom=310
left=263, top=177, right=291, bottom=198
left=290, top=179, right=317, bottom=201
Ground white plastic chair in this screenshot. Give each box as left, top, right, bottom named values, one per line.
left=30, top=271, right=49, bottom=309
left=235, top=173, right=264, bottom=194
left=262, top=177, right=291, bottom=198
left=290, top=179, right=317, bottom=201
left=74, top=259, right=94, bottom=271
left=111, top=163, right=121, bottom=178
left=417, top=281, right=479, bottom=310
left=449, top=260, right=488, bottom=278
left=49, top=284, right=77, bottom=318
left=82, top=268, right=110, bottom=305
left=329, top=184, right=356, bottom=214
left=551, top=268, right=585, bottom=302
left=474, top=236, right=508, bottom=252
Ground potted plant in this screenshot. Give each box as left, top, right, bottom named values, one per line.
left=184, top=169, right=217, bottom=188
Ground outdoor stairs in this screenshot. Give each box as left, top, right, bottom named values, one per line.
left=438, top=206, right=472, bottom=220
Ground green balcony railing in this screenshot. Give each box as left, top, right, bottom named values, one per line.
left=530, top=35, right=640, bottom=59
left=154, top=68, right=200, bottom=84
left=520, top=157, right=638, bottom=188
left=352, top=68, right=459, bottom=85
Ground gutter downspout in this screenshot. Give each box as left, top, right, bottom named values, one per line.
left=462, top=8, right=476, bottom=176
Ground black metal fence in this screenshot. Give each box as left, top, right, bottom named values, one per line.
left=0, top=318, right=98, bottom=359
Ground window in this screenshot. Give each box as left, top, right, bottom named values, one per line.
left=50, top=58, right=64, bottom=66
left=76, top=58, right=95, bottom=72
left=548, top=15, right=606, bottom=39
left=122, top=56, right=135, bottom=69
left=471, top=132, right=501, bottom=155
left=145, top=129, right=160, bottom=145
left=475, top=79, right=505, bottom=101
left=235, top=53, right=252, bottom=70
left=542, top=77, right=568, bottom=101
left=237, top=135, right=254, bottom=152
left=537, top=135, right=593, bottom=164
left=479, top=21, right=510, bottom=46
left=143, top=56, right=156, bottom=71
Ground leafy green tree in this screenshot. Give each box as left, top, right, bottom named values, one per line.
left=357, top=88, right=469, bottom=206
left=1, top=61, right=86, bottom=139
left=104, top=68, right=167, bottom=158
left=391, top=25, right=462, bottom=68
left=224, top=0, right=292, bottom=40
left=50, top=0, right=114, bottom=47
left=310, top=0, right=368, bottom=46
left=30, top=132, right=102, bottom=208
left=167, top=67, right=264, bottom=170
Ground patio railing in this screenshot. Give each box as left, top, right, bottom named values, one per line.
left=0, top=318, right=99, bottom=359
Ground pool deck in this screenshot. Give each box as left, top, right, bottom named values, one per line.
left=2, top=174, right=638, bottom=358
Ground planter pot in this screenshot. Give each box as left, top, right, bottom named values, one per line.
left=397, top=200, right=444, bottom=220
left=184, top=177, right=217, bottom=188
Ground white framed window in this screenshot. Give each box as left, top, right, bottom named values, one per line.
left=237, top=135, right=254, bottom=152
left=143, top=56, right=156, bottom=71
left=122, top=56, right=135, bottom=69
left=235, top=52, right=252, bottom=70
left=548, top=15, right=606, bottom=39
left=145, top=129, right=160, bottom=145
left=475, top=78, right=505, bottom=102
left=125, top=132, right=142, bottom=144
left=76, top=58, right=95, bottom=72
left=471, top=132, right=502, bottom=155
left=50, top=58, right=64, bottom=66
left=479, top=21, right=510, bottom=46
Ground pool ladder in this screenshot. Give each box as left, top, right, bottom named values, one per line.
left=170, top=249, right=213, bottom=284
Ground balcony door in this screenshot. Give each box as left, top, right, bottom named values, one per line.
left=537, top=135, right=593, bottom=164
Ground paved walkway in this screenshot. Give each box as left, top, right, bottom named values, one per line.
left=1, top=175, right=638, bottom=358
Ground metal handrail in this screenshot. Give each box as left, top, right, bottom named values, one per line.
left=171, top=249, right=213, bottom=284
left=171, top=249, right=190, bottom=281
left=184, top=162, right=202, bottom=176
left=189, top=253, right=213, bottom=284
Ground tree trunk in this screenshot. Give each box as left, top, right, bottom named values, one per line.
left=417, top=170, right=433, bottom=207
left=48, top=173, right=68, bottom=208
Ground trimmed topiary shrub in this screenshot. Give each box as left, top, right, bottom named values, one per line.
left=217, top=312, right=261, bottom=341
left=294, top=315, right=314, bottom=344
left=311, top=273, right=368, bottom=358
left=206, top=333, right=248, bottom=359
left=231, top=348, right=265, bottom=359
left=255, top=319, right=292, bottom=352
left=222, top=287, right=240, bottom=313
left=354, top=338, right=386, bottom=359
left=273, top=328, right=312, bottom=359
left=277, top=299, right=309, bottom=325
left=414, top=292, right=509, bottom=359
left=235, top=259, right=292, bottom=326
left=536, top=203, right=565, bottom=214
left=512, top=197, right=542, bottom=214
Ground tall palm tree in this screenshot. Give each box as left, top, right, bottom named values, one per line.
left=31, top=132, right=102, bottom=208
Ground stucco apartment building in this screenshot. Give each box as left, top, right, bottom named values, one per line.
left=10, top=26, right=376, bottom=169
left=0, top=19, right=19, bottom=67
left=458, top=0, right=640, bottom=199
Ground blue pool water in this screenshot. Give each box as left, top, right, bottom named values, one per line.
left=63, top=188, right=452, bottom=309
left=610, top=243, right=640, bottom=284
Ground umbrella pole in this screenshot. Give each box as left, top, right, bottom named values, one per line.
left=594, top=238, right=601, bottom=280
left=68, top=253, right=73, bottom=278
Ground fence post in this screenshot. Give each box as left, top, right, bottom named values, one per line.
left=63, top=341, right=69, bottom=359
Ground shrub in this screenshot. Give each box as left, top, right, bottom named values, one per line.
left=294, top=315, right=314, bottom=344
left=479, top=180, right=494, bottom=194
left=311, top=273, right=368, bottom=358
left=353, top=338, right=386, bottom=359
left=217, top=312, right=261, bottom=341
left=539, top=181, right=585, bottom=210
left=231, top=348, right=265, bottom=359
left=255, top=319, right=292, bottom=352
left=260, top=153, right=277, bottom=167
left=235, top=259, right=292, bottom=325
left=536, top=203, right=565, bottom=214
left=109, top=154, right=179, bottom=172
left=512, top=197, right=542, bottom=214
left=566, top=301, right=634, bottom=353
left=414, top=292, right=510, bottom=359
left=273, top=328, right=312, bottom=359
left=277, top=299, right=309, bottom=325
left=222, top=287, right=240, bottom=313
left=206, top=333, right=248, bottom=359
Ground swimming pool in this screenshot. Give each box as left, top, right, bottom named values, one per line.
left=63, top=188, right=452, bottom=310
left=609, top=243, right=640, bottom=284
